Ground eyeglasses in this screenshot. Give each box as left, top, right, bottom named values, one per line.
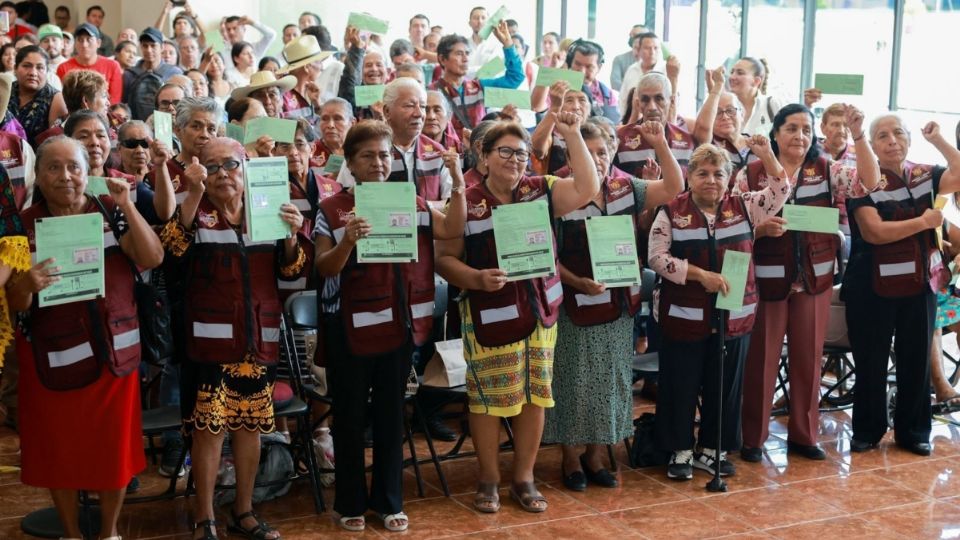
left=496, top=146, right=530, bottom=161
left=159, top=99, right=182, bottom=109
left=120, top=138, right=150, bottom=149
left=718, top=107, right=740, bottom=119
left=275, top=141, right=312, bottom=153
left=205, top=159, right=241, bottom=174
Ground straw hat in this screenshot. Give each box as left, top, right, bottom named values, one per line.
left=277, top=35, right=332, bottom=74
left=0, top=73, right=13, bottom=122
left=230, top=70, right=297, bottom=100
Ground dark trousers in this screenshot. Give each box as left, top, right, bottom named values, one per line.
left=846, top=290, right=934, bottom=445
left=655, top=333, right=749, bottom=452
left=326, top=318, right=412, bottom=516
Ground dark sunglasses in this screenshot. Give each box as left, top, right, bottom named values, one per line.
left=120, top=138, right=150, bottom=149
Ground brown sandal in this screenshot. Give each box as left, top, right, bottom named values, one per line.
left=509, top=481, right=548, bottom=513
left=473, top=482, right=500, bottom=513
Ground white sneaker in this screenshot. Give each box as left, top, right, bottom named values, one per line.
left=693, top=447, right=736, bottom=477
left=667, top=449, right=694, bottom=480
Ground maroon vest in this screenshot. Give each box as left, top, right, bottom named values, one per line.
left=616, top=122, right=696, bottom=179
left=144, top=158, right=188, bottom=204
left=430, top=77, right=486, bottom=131
left=387, top=134, right=445, bottom=201
left=0, top=132, right=27, bottom=209
left=464, top=168, right=483, bottom=188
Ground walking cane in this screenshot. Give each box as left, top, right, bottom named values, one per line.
left=706, top=310, right=727, bottom=492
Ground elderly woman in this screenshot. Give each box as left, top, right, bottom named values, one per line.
left=728, top=57, right=781, bottom=137
left=311, top=97, right=354, bottom=174
left=314, top=120, right=466, bottom=532
left=9, top=136, right=162, bottom=540
left=531, top=82, right=590, bottom=175
left=339, top=26, right=388, bottom=121
left=711, top=93, right=753, bottom=186
left=160, top=136, right=307, bottom=540
left=736, top=104, right=878, bottom=463
left=115, top=119, right=177, bottom=223
left=544, top=120, right=683, bottom=491
left=147, top=97, right=221, bottom=205
left=61, top=69, right=110, bottom=117
left=841, top=117, right=960, bottom=455
left=436, top=112, right=599, bottom=513
left=9, top=45, right=68, bottom=145
left=648, top=138, right=789, bottom=480
left=424, top=90, right=463, bottom=154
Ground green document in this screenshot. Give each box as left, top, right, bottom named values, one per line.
left=715, top=250, right=751, bottom=312
left=782, top=204, right=840, bottom=234
left=492, top=200, right=557, bottom=281
left=476, top=57, right=505, bottom=79
left=347, top=12, right=390, bottom=35
left=585, top=215, right=642, bottom=286
left=85, top=176, right=109, bottom=197
left=153, top=111, right=173, bottom=151
left=323, top=154, right=345, bottom=175
left=226, top=122, right=244, bottom=143
left=478, top=5, right=508, bottom=40
left=355, top=182, right=419, bottom=263
left=243, top=117, right=296, bottom=144
left=814, top=73, right=864, bottom=95
left=535, top=66, right=585, bottom=89
left=422, top=63, right=435, bottom=86
left=243, top=157, right=291, bottom=243
left=36, top=213, right=105, bottom=307
left=355, top=84, right=385, bottom=107
left=484, top=88, right=531, bottom=110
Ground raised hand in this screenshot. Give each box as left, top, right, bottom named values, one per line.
left=105, top=177, right=132, bottom=207
left=442, top=148, right=465, bottom=190
left=344, top=26, right=363, bottom=50
left=665, top=55, right=680, bottom=81
left=639, top=120, right=666, bottom=146
left=709, top=66, right=725, bottom=94
left=184, top=156, right=207, bottom=194
left=492, top=20, right=512, bottom=47
left=548, top=80, right=570, bottom=112
left=640, top=158, right=661, bottom=180
left=844, top=104, right=866, bottom=140
left=149, top=139, right=173, bottom=167
left=552, top=110, right=583, bottom=139
left=255, top=135, right=275, bottom=157
left=745, top=134, right=774, bottom=161
left=922, top=121, right=942, bottom=144
left=803, top=88, right=822, bottom=108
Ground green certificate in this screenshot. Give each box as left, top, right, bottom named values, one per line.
left=355, top=182, right=419, bottom=263
left=535, top=66, right=585, bottom=89
left=478, top=5, right=508, bottom=40
left=85, top=176, right=109, bottom=197
left=715, top=250, right=750, bottom=312
left=243, top=117, right=296, bottom=144
left=355, top=84, right=385, bottom=107
left=323, top=154, right=345, bottom=175
left=347, top=12, right=390, bottom=35
left=492, top=200, right=557, bottom=281
left=225, top=122, right=244, bottom=143
left=484, top=88, right=531, bottom=110
left=243, top=157, right=291, bottom=243
left=36, top=213, right=105, bottom=307
left=154, top=111, right=173, bottom=150
left=782, top=204, right=840, bottom=234
left=476, top=57, right=505, bottom=79
left=585, top=215, right=641, bottom=286
left=814, top=73, right=864, bottom=96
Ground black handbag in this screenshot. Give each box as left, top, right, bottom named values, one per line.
left=91, top=195, right=173, bottom=366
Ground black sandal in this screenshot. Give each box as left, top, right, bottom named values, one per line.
left=192, top=519, right=217, bottom=540
left=228, top=510, right=281, bottom=540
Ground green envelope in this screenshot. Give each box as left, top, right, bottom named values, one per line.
left=478, top=5, right=509, bottom=40
left=492, top=200, right=557, bottom=281
left=535, top=67, right=584, bottom=89
left=355, top=182, right=419, bottom=263
left=814, top=73, right=864, bottom=96
left=243, top=157, right=292, bottom=243
left=347, top=12, right=389, bottom=35
left=36, top=213, right=105, bottom=307
left=243, top=117, right=296, bottom=145
left=355, top=84, right=386, bottom=107
left=323, top=154, right=345, bottom=175
left=782, top=204, right=840, bottom=234
left=476, top=57, right=505, bottom=79
left=715, top=250, right=750, bottom=312
left=225, top=122, right=244, bottom=143
left=153, top=111, right=173, bottom=150
left=484, top=88, right=532, bottom=110
left=585, top=215, right=642, bottom=286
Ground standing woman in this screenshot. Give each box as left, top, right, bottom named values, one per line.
left=224, top=41, right=257, bottom=87
left=10, top=136, right=163, bottom=540
left=159, top=137, right=307, bottom=540
left=436, top=112, right=599, bottom=513
left=314, top=121, right=466, bottom=532
left=648, top=138, right=789, bottom=480
left=9, top=45, right=68, bottom=146
left=727, top=57, right=781, bottom=137
left=737, top=104, right=878, bottom=462
left=544, top=120, right=683, bottom=490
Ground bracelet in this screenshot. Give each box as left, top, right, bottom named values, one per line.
left=853, top=132, right=865, bottom=142
left=451, top=185, right=466, bottom=195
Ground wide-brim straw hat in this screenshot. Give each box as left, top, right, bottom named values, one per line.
left=277, top=35, right=333, bottom=74
left=230, top=70, right=297, bottom=100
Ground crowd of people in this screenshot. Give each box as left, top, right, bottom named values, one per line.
left=0, top=2, right=956, bottom=539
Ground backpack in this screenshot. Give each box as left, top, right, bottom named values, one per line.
left=629, top=412, right=670, bottom=467
left=127, top=69, right=164, bottom=121
left=215, top=433, right=295, bottom=506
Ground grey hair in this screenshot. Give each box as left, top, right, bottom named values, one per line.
left=636, top=72, right=672, bottom=99
left=382, top=77, right=426, bottom=108
left=34, top=135, right=88, bottom=174
left=118, top=120, right=153, bottom=142
left=320, top=97, right=355, bottom=122
left=174, top=96, right=223, bottom=130
left=426, top=90, right=451, bottom=117
left=869, top=113, right=910, bottom=144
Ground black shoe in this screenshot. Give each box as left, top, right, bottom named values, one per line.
left=666, top=450, right=694, bottom=481
left=895, top=440, right=932, bottom=456
left=580, top=454, right=618, bottom=488
left=740, top=447, right=763, bottom=463
left=561, top=463, right=587, bottom=491
left=126, top=476, right=140, bottom=494
left=419, top=415, right=458, bottom=442
left=849, top=438, right=878, bottom=453
left=787, top=441, right=827, bottom=460
left=159, top=437, right=186, bottom=478
left=693, top=448, right=736, bottom=477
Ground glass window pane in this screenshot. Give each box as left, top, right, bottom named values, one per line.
left=898, top=2, right=959, bottom=115
left=594, top=0, right=650, bottom=91
left=745, top=0, right=803, bottom=104
left=704, top=0, right=743, bottom=73
left=664, top=0, right=702, bottom=116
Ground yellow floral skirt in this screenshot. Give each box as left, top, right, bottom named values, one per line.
left=460, top=299, right=557, bottom=417
left=181, top=353, right=277, bottom=434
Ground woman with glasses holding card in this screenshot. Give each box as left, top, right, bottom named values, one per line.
left=735, top=104, right=878, bottom=464
left=159, top=136, right=308, bottom=540
left=313, top=120, right=466, bottom=532
left=9, top=136, right=162, bottom=540
left=544, top=120, right=682, bottom=491
left=435, top=111, right=599, bottom=514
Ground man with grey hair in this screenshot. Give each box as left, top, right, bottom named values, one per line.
left=145, top=96, right=222, bottom=205
left=177, top=35, right=201, bottom=71
left=312, top=97, right=354, bottom=176
left=337, top=78, right=451, bottom=203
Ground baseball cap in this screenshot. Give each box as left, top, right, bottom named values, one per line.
left=37, top=24, right=63, bottom=42
left=139, top=27, right=164, bottom=44
left=74, top=22, right=101, bottom=39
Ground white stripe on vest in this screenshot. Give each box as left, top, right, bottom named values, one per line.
left=668, top=304, right=703, bottom=321
left=813, top=260, right=834, bottom=277
left=113, top=328, right=141, bottom=349
left=411, top=301, right=434, bottom=319
left=618, top=149, right=656, bottom=163
left=277, top=277, right=307, bottom=290
left=561, top=206, right=603, bottom=222
left=728, top=302, right=757, bottom=320
left=261, top=327, right=281, bottom=342
left=879, top=261, right=916, bottom=277
left=607, top=194, right=634, bottom=215
left=465, top=217, right=493, bottom=236
left=714, top=220, right=752, bottom=241
left=291, top=199, right=312, bottom=212
left=795, top=181, right=829, bottom=200
left=545, top=280, right=563, bottom=303
left=869, top=187, right=910, bottom=204
left=194, top=322, right=234, bottom=339
left=353, top=308, right=393, bottom=328
left=672, top=227, right=709, bottom=242
left=479, top=304, right=519, bottom=324
left=196, top=228, right=239, bottom=244
left=755, top=265, right=786, bottom=279
left=48, top=342, right=94, bottom=368
left=575, top=290, right=611, bottom=307
left=417, top=211, right=431, bottom=227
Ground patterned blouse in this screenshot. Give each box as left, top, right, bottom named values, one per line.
left=9, top=82, right=58, bottom=146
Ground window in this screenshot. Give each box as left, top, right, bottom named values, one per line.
left=744, top=0, right=804, bottom=104
left=663, top=0, right=702, bottom=116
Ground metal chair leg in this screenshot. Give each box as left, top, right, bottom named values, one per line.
left=403, top=412, right=425, bottom=498
left=412, top=399, right=450, bottom=496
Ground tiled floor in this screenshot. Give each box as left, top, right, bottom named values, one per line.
left=1, top=399, right=960, bottom=539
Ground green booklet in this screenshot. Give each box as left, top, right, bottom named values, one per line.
left=715, top=250, right=751, bottom=312
left=36, top=213, right=105, bottom=307
left=492, top=200, right=556, bottom=281
left=585, top=215, right=642, bottom=286
left=225, top=122, right=245, bottom=143
left=355, top=182, right=419, bottom=263
left=476, top=57, right=505, bottom=79
left=347, top=12, right=390, bottom=35
left=535, top=66, right=585, bottom=89
left=814, top=73, right=864, bottom=96
left=478, top=5, right=508, bottom=40
left=323, top=154, right=345, bottom=175
left=85, top=176, right=110, bottom=197
left=355, top=84, right=385, bottom=107
left=243, top=157, right=292, bottom=243
left=243, top=117, right=296, bottom=145
left=782, top=204, right=840, bottom=234
left=153, top=111, right=173, bottom=150
left=484, top=88, right=532, bottom=110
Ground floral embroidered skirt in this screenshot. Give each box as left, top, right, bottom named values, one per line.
left=181, top=353, right=277, bottom=434
left=936, top=286, right=960, bottom=330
